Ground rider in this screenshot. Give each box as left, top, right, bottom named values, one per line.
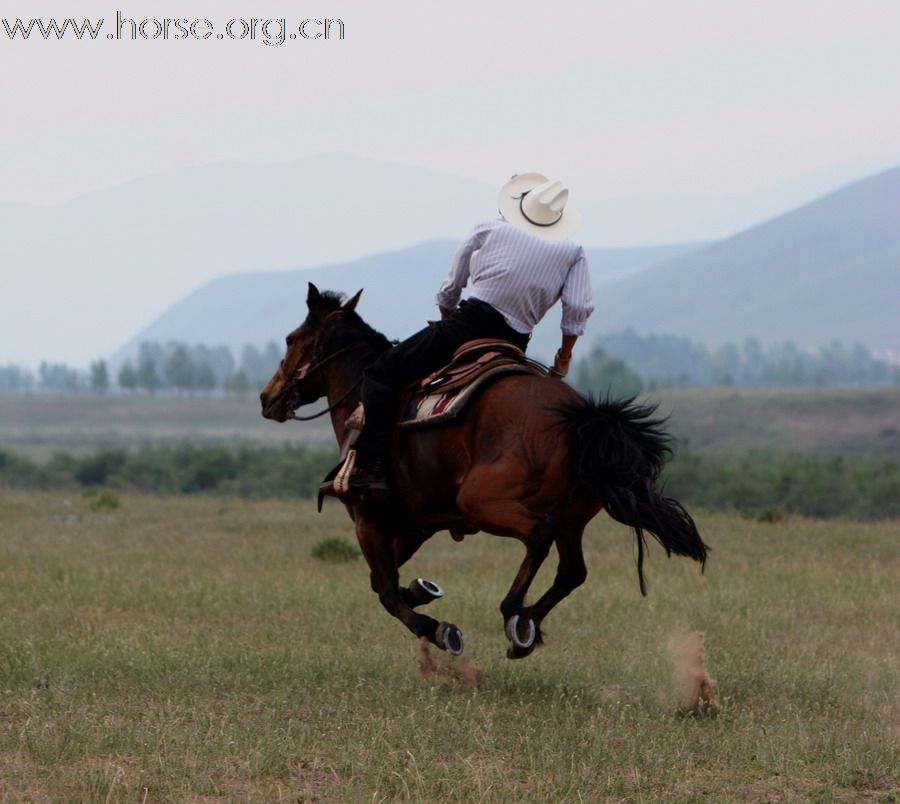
left=349, top=171, right=594, bottom=495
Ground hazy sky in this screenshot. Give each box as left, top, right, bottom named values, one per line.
left=2, top=0, right=900, bottom=366
left=3, top=0, right=899, bottom=206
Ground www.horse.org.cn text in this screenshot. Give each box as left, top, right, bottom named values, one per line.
left=2, top=13, right=346, bottom=46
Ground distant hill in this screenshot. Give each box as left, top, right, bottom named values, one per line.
left=596, top=166, right=900, bottom=349
left=0, top=155, right=494, bottom=365
left=112, top=163, right=900, bottom=366
left=114, top=241, right=702, bottom=364
left=7, top=150, right=898, bottom=365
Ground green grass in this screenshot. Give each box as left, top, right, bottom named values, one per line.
left=0, top=490, right=897, bottom=801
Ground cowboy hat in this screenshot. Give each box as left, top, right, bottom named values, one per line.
left=498, top=172, right=582, bottom=240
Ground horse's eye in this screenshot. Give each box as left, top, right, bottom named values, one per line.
left=285, top=335, right=294, bottom=347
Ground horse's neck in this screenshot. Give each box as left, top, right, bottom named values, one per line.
left=329, top=402, right=355, bottom=448
left=325, top=359, right=365, bottom=446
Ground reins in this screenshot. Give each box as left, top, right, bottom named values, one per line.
left=288, top=373, right=364, bottom=421
left=285, top=340, right=372, bottom=422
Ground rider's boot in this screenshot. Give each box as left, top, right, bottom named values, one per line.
left=348, top=454, right=391, bottom=497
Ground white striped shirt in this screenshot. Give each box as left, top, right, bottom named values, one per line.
left=435, top=218, right=593, bottom=336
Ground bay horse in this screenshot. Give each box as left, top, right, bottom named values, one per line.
left=260, top=284, right=708, bottom=658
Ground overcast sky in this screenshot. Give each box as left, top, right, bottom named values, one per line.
left=2, top=0, right=900, bottom=365
left=3, top=0, right=899, bottom=206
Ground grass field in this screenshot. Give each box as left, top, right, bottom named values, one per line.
left=0, top=490, right=897, bottom=801
left=2, top=386, right=899, bottom=460
left=0, top=395, right=334, bottom=461
left=657, top=386, right=900, bottom=456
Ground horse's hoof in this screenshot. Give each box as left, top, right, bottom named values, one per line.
left=506, top=641, right=537, bottom=659
left=408, top=578, right=444, bottom=605
left=435, top=622, right=464, bottom=656
left=505, top=615, right=537, bottom=651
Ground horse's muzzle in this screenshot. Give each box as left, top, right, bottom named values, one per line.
left=260, top=391, right=290, bottom=422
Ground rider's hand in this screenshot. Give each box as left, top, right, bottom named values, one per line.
left=439, top=306, right=455, bottom=321
left=550, top=349, right=572, bottom=378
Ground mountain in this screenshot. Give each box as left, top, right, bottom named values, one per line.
left=114, top=241, right=702, bottom=364
left=5, top=151, right=897, bottom=365
left=595, top=166, right=900, bottom=349
left=0, top=149, right=707, bottom=365
left=0, top=155, right=494, bottom=365
left=113, top=164, right=900, bottom=367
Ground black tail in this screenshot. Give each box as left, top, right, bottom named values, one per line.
left=555, top=395, right=709, bottom=595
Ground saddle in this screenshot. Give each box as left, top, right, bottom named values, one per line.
left=318, top=340, right=546, bottom=506
left=343, top=339, right=544, bottom=434
left=399, top=339, right=542, bottom=427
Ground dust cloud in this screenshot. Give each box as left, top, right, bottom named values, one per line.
left=415, top=637, right=484, bottom=686
left=666, top=630, right=718, bottom=716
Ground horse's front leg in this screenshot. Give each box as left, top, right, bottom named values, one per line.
left=393, top=531, right=445, bottom=609
left=355, top=512, right=464, bottom=654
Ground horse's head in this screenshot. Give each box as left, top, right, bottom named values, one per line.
left=259, top=283, right=363, bottom=421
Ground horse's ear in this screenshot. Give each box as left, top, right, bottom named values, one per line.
left=343, top=289, right=363, bottom=314
left=307, top=283, right=322, bottom=310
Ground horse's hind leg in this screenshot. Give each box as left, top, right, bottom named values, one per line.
left=499, top=519, right=559, bottom=658
left=356, top=513, right=464, bottom=654
left=497, top=514, right=590, bottom=659
left=456, top=474, right=555, bottom=658
left=518, top=526, right=588, bottom=647
left=479, top=513, right=556, bottom=658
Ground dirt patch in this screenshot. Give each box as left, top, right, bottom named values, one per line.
left=415, top=637, right=484, bottom=686
left=667, top=630, right=718, bottom=716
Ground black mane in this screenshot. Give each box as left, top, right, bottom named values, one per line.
left=313, top=291, right=394, bottom=355
left=316, top=291, right=345, bottom=312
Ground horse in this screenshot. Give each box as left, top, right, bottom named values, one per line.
left=260, top=283, right=709, bottom=659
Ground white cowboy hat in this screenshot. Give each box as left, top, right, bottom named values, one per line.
left=498, top=172, right=582, bottom=240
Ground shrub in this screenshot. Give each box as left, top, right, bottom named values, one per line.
left=83, top=488, right=121, bottom=511
left=0, top=449, right=42, bottom=487
left=73, top=449, right=128, bottom=486
left=662, top=451, right=900, bottom=520
left=1, top=444, right=898, bottom=520
left=755, top=507, right=786, bottom=523
left=311, top=537, right=360, bottom=563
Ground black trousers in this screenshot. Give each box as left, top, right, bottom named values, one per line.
left=354, top=298, right=530, bottom=459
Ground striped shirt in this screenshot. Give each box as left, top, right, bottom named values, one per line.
left=435, top=218, right=594, bottom=336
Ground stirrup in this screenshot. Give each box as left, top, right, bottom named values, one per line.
left=333, top=449, right=357, bottom=497
left=317, top=450, right=356, bottom=510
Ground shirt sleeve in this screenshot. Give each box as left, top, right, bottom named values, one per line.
left=435, top=225, right=487, bottom=310
left=560, top=247, right=594, bottom=336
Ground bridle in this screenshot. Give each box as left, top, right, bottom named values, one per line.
left=282, top=312, right=374, bottom=421
left=286, top=343, right=371, bottom=421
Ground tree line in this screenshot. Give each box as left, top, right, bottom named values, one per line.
left=2, top=332, right=898, bottom=395
left=0, top=341, right=284, bottom=394
left=572, top=331, right=900, bottom=396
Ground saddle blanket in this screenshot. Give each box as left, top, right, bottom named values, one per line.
left=398, top=339, right=544, bottom=429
